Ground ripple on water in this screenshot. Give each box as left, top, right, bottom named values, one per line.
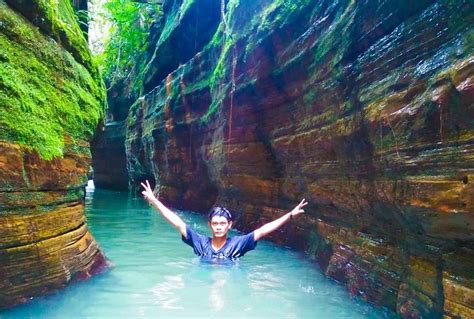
left=0, top=190, right=397, bottom=319
left=151, top=275, right=185, bottom=310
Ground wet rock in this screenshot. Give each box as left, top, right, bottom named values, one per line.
left=91, top=121, right=129, bottom=190
left=442, top=249, right=474, bottom=318
left=126, top=0, right=474, bottom=316
left=0, top=141, right=108, bottom=309
left=143, top=0, right=221, bottom=92
left=0, top=1, right=107, bottom=309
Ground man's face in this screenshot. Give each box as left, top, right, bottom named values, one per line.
left=208, top=216, right=232, bottom=238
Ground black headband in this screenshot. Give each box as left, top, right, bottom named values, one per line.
left=208, top=206, right=233, bottom=221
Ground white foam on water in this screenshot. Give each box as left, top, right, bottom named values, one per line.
left=85, top=179, right=95, bottom=193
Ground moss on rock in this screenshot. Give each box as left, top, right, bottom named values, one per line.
left=0, top=1, right=105, bottom=160
left=4, top=0, right=101, bottom=82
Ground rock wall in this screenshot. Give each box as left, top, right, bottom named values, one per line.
left=91, top=0, right=222, bottom=190
left=0, top=0, right=107, bottom=308
left=125, top=0, right=473, bottom=317
left=91, top=121, right=129, bottom=190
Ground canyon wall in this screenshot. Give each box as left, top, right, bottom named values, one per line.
left=0, top=0, right=107, bottom=308
left=120, top=0, right=472, bottom=317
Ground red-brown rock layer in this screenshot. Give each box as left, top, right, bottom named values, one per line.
left=0, top=0, right=107, bottom=309
left=0, top=141, right=108, bottom=309
left=126, top=0, right=473, bottom=317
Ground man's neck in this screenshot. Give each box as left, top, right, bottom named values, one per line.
left=211, top=236, right=227, bottom=250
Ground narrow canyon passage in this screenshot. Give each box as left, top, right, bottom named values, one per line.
left=1, top=190, right=396, bottom=318
left=1, top=0, right=472, bottom=317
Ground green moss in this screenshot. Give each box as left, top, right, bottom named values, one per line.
left=183, top=75, right=211, bottom=95
left=251, top=0, right=312, bottom=36
left=6, top=0, right=101, bottom=82
left=194, top=28, right=229, bottom=124
left=49, top=0, right=94, bottom=70
left=223, top=0, right=240, bottom=28
left=206, top=24, right=225, bottom=51
left=303, top=90, right=317, bottom=105
left=200, top=91, right=227, bottom=125
left=21, top=164, right=31, bottom=188
left=209, top=36, right=234, bottom=90
left=158, top=0, right=196, bottom=47
left=180, top=0, right=195, bottom=15
left=200, top=0, right=316, bottom=124
left=312, top=0, right=355, bottom=65
left=463, top=27, right=474, bottom=53
left=0, top=186, right=86, bottom=211
left=0, top=2, right=105, bottom=160
left=297, top=110, right=339, bottom=132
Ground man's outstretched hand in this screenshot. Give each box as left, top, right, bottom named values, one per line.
left=253, top=198, right=309, bottom=241
left=141, top=180, right=157, bottom=205
left=140, top=180, right=186, bottom=236
left=289, top=198, right=308, bottom=218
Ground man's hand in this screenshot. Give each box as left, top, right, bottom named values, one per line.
left=289, top=198, right=308, bottom=219
left=141, top=180, right=158, bottom=205
left=254, top=198, right=309, bottom=241
left=140, top=179, right=187, bottom=236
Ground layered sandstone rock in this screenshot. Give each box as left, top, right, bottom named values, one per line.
left=92, top=0, right=222, bottom=190
left=0, top=0, right=107, bottom=308
left=125, top=0, right=473, bottom=317
left=0, top=140, right=107, bottom=308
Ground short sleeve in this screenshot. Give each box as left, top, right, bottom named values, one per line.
left=228, top=231, right=257, bottom=257
left=181, top=225, right=207, bottom=256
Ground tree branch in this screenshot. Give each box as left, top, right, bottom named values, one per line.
left=131, top=0, right=163, bottom=4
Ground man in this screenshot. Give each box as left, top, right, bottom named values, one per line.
left=141, top=180, right=308, bottom=261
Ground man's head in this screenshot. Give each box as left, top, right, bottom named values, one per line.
left=208, top=207, right=232, bottom=238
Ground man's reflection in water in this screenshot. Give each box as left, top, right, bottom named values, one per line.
left=209, top=270, right=228, bottom=311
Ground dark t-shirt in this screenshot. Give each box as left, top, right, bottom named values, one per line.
left=181, top=225, right=257, bottom=261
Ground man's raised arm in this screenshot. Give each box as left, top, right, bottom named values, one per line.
left=253, top=199, right=308, bottom=241
left=141, top=180, right=187, bottom=237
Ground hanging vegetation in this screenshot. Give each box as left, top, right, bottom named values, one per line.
left=96, top=0, right=161, bottom=90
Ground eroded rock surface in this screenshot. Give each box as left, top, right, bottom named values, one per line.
left=124, top=0, right=473, bottom=317
left=0, top=0, right=107, bottom=308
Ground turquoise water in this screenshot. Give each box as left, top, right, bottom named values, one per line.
left=1, top=189, right=395, bottom=318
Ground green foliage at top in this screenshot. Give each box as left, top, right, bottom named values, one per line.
left=201, top=0, right=314, bottom=124
left=97, top=0, right=161, bottom=89
left=0, top=2, right=105, bottom=160
left=157, top=0, right=193, bottom=47
left=6, top=0, right=102, bottom=83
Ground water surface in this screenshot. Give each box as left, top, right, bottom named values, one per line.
left=1, top=189, right=395, bottom=318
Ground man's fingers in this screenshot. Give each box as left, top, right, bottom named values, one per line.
left=295, top=199, right=308, bottom=215
left=146, top=180, right=151, bottom=189
left=140, top=182, right=147, bottom=189
left=298, top=199, right=308, bottom=208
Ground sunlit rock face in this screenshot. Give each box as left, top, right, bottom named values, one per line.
left=92, top=0, right=222, bottom=191
left=126, top=0, right=473, bottom=317
left=142, top=0, right=222, bottom=92
left=0, top=1, right=107, bottom=308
